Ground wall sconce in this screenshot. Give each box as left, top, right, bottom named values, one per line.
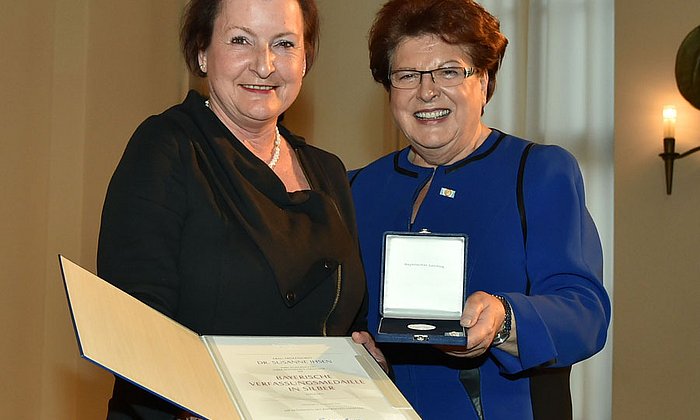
left=658, top=106, right=700, bottom=194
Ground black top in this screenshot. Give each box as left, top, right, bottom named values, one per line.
left=97, top=91, right=366, bottom=418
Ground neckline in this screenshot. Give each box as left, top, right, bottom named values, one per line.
left=399, top=129, right=505, bottom=173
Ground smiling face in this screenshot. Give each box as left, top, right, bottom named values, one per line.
left=390, top=35, right=490, bottom=166
left=200, top=0, right=305, bottom=132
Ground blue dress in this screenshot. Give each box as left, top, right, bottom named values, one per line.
left=349, top=130, right=610, bottom=419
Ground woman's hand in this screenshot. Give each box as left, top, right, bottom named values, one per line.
left=437, top=291, right=517, bottom=358
left=352, top=331, right=389, bottom=373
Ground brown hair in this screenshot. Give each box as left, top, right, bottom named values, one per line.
left=368, top=0, right=507, bottom=102
left=181, top=0, right=320, bottom=78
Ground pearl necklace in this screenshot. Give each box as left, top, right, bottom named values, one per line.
left=267, top=127, right=282, bottom=169
left=205, top=99, right=282, bottom=169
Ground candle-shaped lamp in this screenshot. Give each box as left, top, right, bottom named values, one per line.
left=661, top=106, right=678, bottom=194
left=663, top=105, right=677, bottom=139
left=658, top=105, right=700, bottom=194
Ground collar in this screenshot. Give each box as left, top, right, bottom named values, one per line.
left=182, top=90, right=309, bottom=150
left=393, top=129, right=508, bottom=177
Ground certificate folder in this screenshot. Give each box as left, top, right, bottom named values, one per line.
left=378, top=232, right=468, bottom=345
left=58, top=255, right=419, bottom=420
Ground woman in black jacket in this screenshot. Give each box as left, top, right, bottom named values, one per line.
left=97, top=0, right=372, bottom=417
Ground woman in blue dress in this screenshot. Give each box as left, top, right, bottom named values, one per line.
left=349, top=0, right=611, bottom=418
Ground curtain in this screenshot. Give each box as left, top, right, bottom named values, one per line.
left=479, top=1, right=614, bottom=419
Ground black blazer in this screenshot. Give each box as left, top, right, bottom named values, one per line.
left=98, top=91, right=366, bottom=417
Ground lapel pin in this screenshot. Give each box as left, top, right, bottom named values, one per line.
left=439, top=187, right=456, bottom=199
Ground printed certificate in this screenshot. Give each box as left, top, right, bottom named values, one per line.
left=207, top=336, right=418, bottom=419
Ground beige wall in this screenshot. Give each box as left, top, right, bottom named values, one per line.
left=284, top=0, right=394, bottom=169
left=2, top=0, right=699, bottom=418
left=1, top=0, right=186, bottom=418
left=1, top=1, right=55, bottom=416
left=614, top=1, right=700, bottom=419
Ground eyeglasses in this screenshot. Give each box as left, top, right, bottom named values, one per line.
left=389, top=66, right=476, bottom=89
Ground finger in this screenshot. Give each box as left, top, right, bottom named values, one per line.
left=460, top=291, right=490, bottom=328
left=444, top=342, right=489, bottom=358
left=352, top=331, right=389, bottom=372
left=351, top=331, right=369, bottom=345
left=460, top=302, right=479, bottom=328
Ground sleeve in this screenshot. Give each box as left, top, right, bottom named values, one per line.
left=319, top=150, right=369, bottom=333
left=97, top=116, right=188, bottom=318
left=493, top=145, right=611, bottom=373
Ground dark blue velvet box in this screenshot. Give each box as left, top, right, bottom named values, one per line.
left=377, top=231, right=468, bottom=345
